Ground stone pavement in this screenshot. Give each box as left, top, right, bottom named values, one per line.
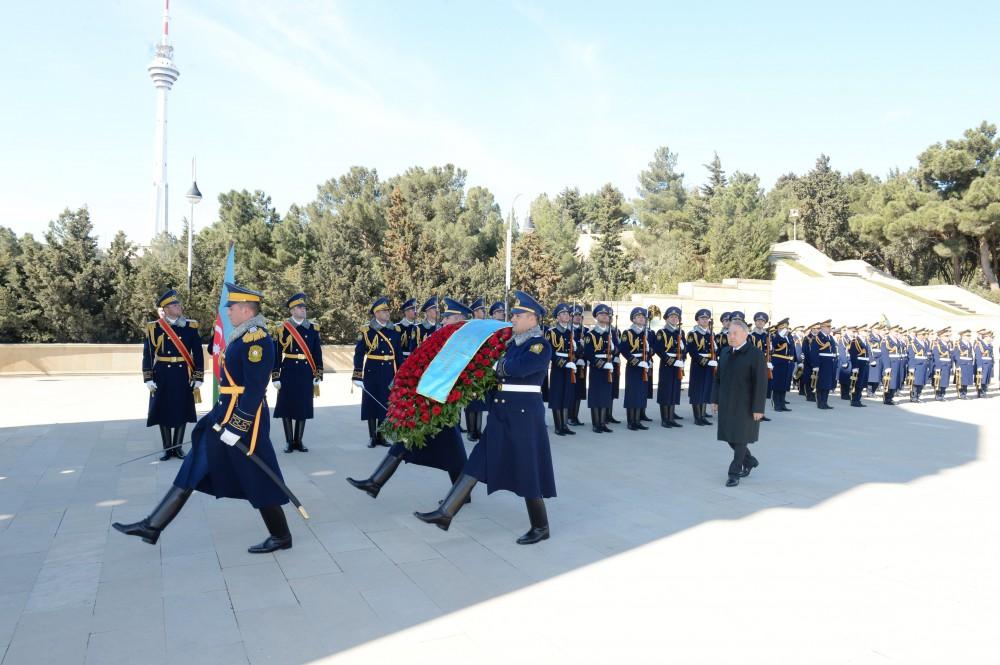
left=0, top=374, right=995, bottom=664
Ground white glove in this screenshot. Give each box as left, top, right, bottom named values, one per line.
left=192, top=380, right=203, bottom=389
left=220, top=429, right=240, bottom=447
left=883, top=368, right=891, bottom=375
left=851, top=368, right=859, bottom=374
left=766, top=362, right=774, bottom=370
left=605, top=365, right=615, bottom=372
left=353, top=379, right=364, bottom=388
left=870, top=361, right=877, bottom=366
left=707, top=360, right=718, bottom=368
left=313, top=378, right=321, bottom=385
left=565, top=363, right=577, bottom=371
left=638, top=361, right=651, bottom=369
left=613, top=356, right=622, bottom=364
left=273, top=381, right=282, bottom=390
left=841, top=363, right=849, bottom=369
left=576, top=359, right=586, bottom=367
left=145, top=380, right=157, bottom=393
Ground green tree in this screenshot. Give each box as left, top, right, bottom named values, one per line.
left=98, top=231, right=140, bottom=341
left=793, top=155, right=857, bottom=260
left=705, top=173, right=779, bottom=280
left=586, top=183, right=636, bottom=298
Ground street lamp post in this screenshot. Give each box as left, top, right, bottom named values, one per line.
left=788, top=207, right=800, bottom=242
left=185, top=158, right=203, bottom=294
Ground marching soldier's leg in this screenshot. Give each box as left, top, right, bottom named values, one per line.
left=414, top=474, right=478, bottom=531
left=561, top=409, right=576, bottom=435
left=740, top=450, right=759, bottom=477
left=294, top=420, right=308, bottom=452
left=282, top=417, right=295, bottom=453
left=347, top=452, right=403, bottom=498
left=158, top=425, right=172, bottom=461
left=113, top=485, right=192, bottom=544
left=249, top=505, right=292, bottom=553
left=171, top=425, right=186, bottom=459
left=517, top=498, right=550, bottom=545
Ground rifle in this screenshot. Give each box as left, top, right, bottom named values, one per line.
left=765, top=329, right=773, bottom=380
left=708, top=320, right=718, bottom=376
left=567, top=317, right=577, bottom=385
left=676, top=326, right=685, bottom=381
left=641, top=311, right=650, bottom=382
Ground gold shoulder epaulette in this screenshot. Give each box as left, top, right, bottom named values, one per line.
left=311, top=322, right=319, bottom=331
left=187, top=319, right=199, bottom=329
left=243, top=327, right=267, bottom=343
left=147, top=320, right=158, bottom=329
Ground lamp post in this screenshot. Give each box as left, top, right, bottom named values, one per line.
left=505, top=193, right=523, bottom=321
left=185, top=158, right=203, bottom=294
left=788, top=208, right=800, bottom=242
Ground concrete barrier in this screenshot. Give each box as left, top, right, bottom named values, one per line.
left=0, top=344, right=358, bottom=376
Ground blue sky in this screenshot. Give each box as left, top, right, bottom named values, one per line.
left=1, top=1, right=998, bottom=245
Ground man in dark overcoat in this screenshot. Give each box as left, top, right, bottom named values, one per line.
left=711, top=318, right=768, bottom=487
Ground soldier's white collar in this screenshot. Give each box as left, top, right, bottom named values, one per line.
left=165, top=315, right=185, bottom=326
left=629, top=323, right=644, bottom=334
left=592, top=324, right=607, bottom=334
left=227, top=314, right=267, bottom=346
left=289, top=317, right=310, bottom=328
left=513, top=325, right=543, bottom=346
left=693, top=325, right=708, bottom=334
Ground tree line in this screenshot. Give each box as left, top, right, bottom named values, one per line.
left=1, top=122, right=997, bottom=345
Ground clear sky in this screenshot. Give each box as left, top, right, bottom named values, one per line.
left=2, top=1, right=998, bottom=245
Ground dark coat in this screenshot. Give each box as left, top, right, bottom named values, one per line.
left=711, top=342, right=767, bottom=445
left=143, top=318, right=204, bottom=427
left=272, top=319, right=323, bottom=420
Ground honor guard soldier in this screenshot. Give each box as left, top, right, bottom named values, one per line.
left=845, top=324, right=870, bottom=407
left=836, top=327, right=852, bottom=400
left=653, top=306, right=685, bottom=427
left=880, top=326, right=907, bottom=405
left=568, top=305, right=588, bottom=426
left=462, top=298, right=489, bottom=440
left=116, top=283, right=294, bottom=553
left=619, top=307, right=655, bottom=430
left=769, top=318, right=797, bottom=411
left=546, top=303, right=579, bottom=436
left=397, top=298, right=418, bottom=361
left=142, top=289, right=204, bottom=461
left=410, top=296, right=441, bottom=352
left=353, top=297, right=403, bottom=448
left=974, top=330, right=994, bottom=397
left=582, top=304, right=616, bottom=433
left=905, top=328, right=930, bottom=403
left=930, top=328, right=954, bottom=400
left=415, top=290, right=556, bottom=545
left=954, top=330, right=976, bottom=398
left=749, top=312, right=773, bottom=420
left=490, top=301, right=506, bottom=321
left=272, top=293, right=323, bottom=453
left=807, top=320, right=838, bottom=409
left=687, top=309, right=718, bottom=426
left=793, top=326, right=807, bottom=396
left=347, top=299, right=471, bottom=500
left=717, top=312, right=732, bottom=350
left=867, top=324, right=885, bottom=396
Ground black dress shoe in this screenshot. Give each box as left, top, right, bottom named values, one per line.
left=516, top=527, right=550, bottom=545
left=725, top=476, right=739, bottom=487
left=599, top=424, right=613, bottom=433
left=850, top=402, right=865, bottom=407
left=248, top=535, right=292, bottom=553
left=284, top=444, right=295, bottom=453
left=159, top=452, right=171, bottom=461
left=367, top=439, right=378, bottom=448
left=346, top=477, right=381, bottom=498
left=298, top=444, right=309, bottom=452
left=606, top=415, right=621, bottom=424
left=173, top=448, right=185, bottom=459
left=739, top=458, right=759, bottom=478
left=760, top=416, right=771, bottom=421
left=113, top=519, right=160, bottom=545
left=639, top=412, right=652, bottom=422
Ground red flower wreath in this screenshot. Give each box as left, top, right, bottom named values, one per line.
left=380, top=322, right=512, bottom=449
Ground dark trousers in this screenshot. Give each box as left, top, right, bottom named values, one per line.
left=728, top=442, right=748, bottom=477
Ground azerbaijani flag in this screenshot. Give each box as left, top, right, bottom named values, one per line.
left=212, top=242, right=236, bottom=402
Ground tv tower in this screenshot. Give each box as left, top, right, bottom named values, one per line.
left=148, top=0, right=179, bottom=237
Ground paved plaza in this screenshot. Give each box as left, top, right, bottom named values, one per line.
left=0, top=374, right=995, bottom=664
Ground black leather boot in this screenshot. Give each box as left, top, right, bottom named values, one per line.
left=347, top=453, right=402, bottom=498
left=668, top=405, right=682, bottom=427
left=171, top=424, right=186, bottom=459
left=367, top=418, right=379, bottom=448
left=639, top=409, right=652, bottom=422
left=659, top=404, right=673, bottom=428
left=606, top=410, right=621, bottom=424
left=634, top=409, right=649, bottom=430
left=282, top=418, right=294, bottom=453
left=158, top=425, right=172, bottom=461
left=113, top=485, right=192, bottom=544
left=294, top=420, right=308, bottom=452
left=561, top=410, right=576, bottom=435
left=414, top=474, right=478, bottom=531
left=693, top=404, right=706, bottom=426
left=591, top=408, right=604, bottom=433
left=599, top=408, right=613, bottom=432
left=249, top=506, right=292, bottom=553
left=467, top=410, right=481, bottom=441
left=552, top=409, right=565, bottom=436
left=517, top=498, right=550, bottom=545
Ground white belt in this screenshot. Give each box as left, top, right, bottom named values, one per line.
left=498, top=384, right=541, bottom=393
left=819, top=353, right=837, bottom=357
left=888, top=354, right=904, bottom=358
left=662, top=353, right=677, bottom=358
left=554, top=352, right=569, bottom=358
left=856, top=357, right=869, bottom=361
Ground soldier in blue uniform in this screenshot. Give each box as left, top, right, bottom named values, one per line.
left=272, top=293, right=323, bottom=453
left=142, top=289, right=204, bottom=461
left=929, top=328, right=953, bottom=400
left=793, top=326, right=807, bottom=397
left=843, top=324, right=869, bottom=407
left=769, top=318, right=797, bottom=411
left=462, top=297, right=490, bottom=440
left=879, top=326, right=906, bottom=405
left=836, top=327, right=853, bottom=400
left=608, top=316, right=624, bottom=424
left=397, top=298, right=418, bottom=362
left=953, top=330, right=975, bottom=399
left=619, top=307, right=655, bottom=430
left=749, top=312, right=773, bottom=420
left=867, top=324, right=884, bottom=396
left=116, top=283, right=293, bottom=553
left=904, top=328, right=929, bottom=403
left=582, top=304, right=616, bottom=433
left=347, top=299, right=471, bottom=500
left=415, top=291, right=556, bottom=545
left=353, top=297, right=403, bottom=448
left=652, top=305, right=685, bottom=428
left=410, top=296, right=441, bottom=353
left=490, top=301, right=506, bottom=321
left=717, top=312, right=732, bottom=351
left=807, top=320, right=838, bottom=409
left=687, top=309, right=718, bottom=426
left=569, top=305, right=588, bottom=427
left=974, top=330, right=994, bottom=397
left=546, top=303, right=579, bottom=436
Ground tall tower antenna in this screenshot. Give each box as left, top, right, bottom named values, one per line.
left=149, top=0, right=180, bottom=237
